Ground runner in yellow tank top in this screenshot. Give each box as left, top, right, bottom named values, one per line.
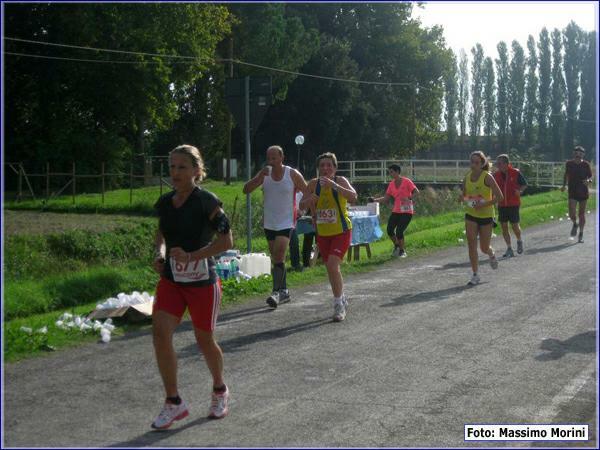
left=314, top=178, right=352, bottom=236
left=460, top=151, right=504, bottom=286
left=302, top=152, right=357, bottom=322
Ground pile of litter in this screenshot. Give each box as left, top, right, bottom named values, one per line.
left=95, top=291, right=154, bottom=310
left=20, top=326, right=48, bottom=335
left=55, top=313, right=116, bottom=343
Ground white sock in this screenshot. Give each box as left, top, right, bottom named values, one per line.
left=334, top=295, right=344, bottom=303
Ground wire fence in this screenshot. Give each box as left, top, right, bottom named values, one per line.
left=4, top=158, right=172, bottom=204
left=337, top=159, right=572, bottom=187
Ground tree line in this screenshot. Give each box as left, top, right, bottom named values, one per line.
left=444, top=22, right=596, bottom=161
left=3, top=3, right=451, bottom=178
left=4, top=4, right=595, bottom=185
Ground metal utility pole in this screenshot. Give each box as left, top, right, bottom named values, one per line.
left=244, top=76, right=252, bottom=253
left=410, top=82, right=417, bottom=154
left=225, top=37, right=234, bottom=185
left=224, top=75, right=272, bottom=254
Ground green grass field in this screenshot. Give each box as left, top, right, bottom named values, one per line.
left=4, top=188, right=593, bottom=362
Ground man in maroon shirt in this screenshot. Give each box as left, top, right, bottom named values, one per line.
left=561, top=146, right=593, bottom=243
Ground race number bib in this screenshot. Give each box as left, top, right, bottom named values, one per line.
left=464, top=195, right=483, bottom=208
left=316, top=208, right=337, bottom=224
left=170, top=257, right=209, bottom=283
left=400, top=200, right=414, bottom=213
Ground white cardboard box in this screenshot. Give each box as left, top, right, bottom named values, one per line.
left=87, top=301, right=153, bottom=322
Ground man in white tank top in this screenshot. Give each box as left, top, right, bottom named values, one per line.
left=243, top=146, right=309, bottom=308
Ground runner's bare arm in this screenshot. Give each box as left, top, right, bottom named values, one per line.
left=481, top=173, right=504, bottom=206
left=324, top=176, right=357, bottom=202
left=243, top=167, right=270, bottom=194
left=299, top=178, right=318, bottom=211
left=561, top=163, right=568, bottom=191
left=370, top=194, right=392, bottom=204
left=153, top=229, right=166, bottom=273
left=291, top=169, right=310, bottom=197
left=459, top=179, right=466, bottom=202
left=170, top=207, right=233, bottom=263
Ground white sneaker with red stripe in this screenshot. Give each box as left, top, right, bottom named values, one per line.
left=209, top=386, right=230, bottom=419
left=151, top=400, right=189, bottom=430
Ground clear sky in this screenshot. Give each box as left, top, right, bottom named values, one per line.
left=413, top=1, right=598, bottom=58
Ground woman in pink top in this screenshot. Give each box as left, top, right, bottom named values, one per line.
left=369, top=164, right=419, bottom=257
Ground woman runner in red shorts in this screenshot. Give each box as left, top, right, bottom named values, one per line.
left=151, top=145, right=233, bottom=429
left=302, top=152, right=357, bottom=322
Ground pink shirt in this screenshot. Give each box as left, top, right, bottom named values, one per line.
left=386, top=177, right=417, bottom=214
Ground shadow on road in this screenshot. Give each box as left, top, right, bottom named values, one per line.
left=107, top=417, right=210, bottom=447
left=434, top=242, right=577, bottom=271
left=179, top=318, right=331, bottom=358
left=380, top=284, right=474, bottom=308
left=114, top=306, right=274, bottom=343
left=535, top=330, right=596, bottom=361
left=217, top=305, right=274, bottom=324
left=433, top=260, right=495, bottom=270
left=522, top=242, right=578, bottom=256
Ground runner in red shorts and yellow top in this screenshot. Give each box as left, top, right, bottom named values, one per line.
left=151, top=145, right=233, bottom=429
left=302, top=152, right=357, bottom=322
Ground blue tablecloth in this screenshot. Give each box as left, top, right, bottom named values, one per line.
left=296, top=216, right=383, bottom=246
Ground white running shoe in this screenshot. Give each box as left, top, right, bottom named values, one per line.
left=266, top=291, right=280, bottom=309
left=333, top=298, right=347, bottom=322
left=489, top=255, right=499, bottom=270
left=151, top=400, right=189, bottom=430
left=467, top=274, right=481, bottom=286
left=278, top=289, right=291, bottom=304
left=209, top=387, right=230, bottom=419
left=392, top=246, right=401, bottom=257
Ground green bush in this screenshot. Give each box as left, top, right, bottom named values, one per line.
left=4, top=223, right=155, bottom=281
left=4, top=263, right=159, bottom=320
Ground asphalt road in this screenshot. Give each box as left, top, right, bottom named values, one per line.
left=3, top=215, right=597, bottom=448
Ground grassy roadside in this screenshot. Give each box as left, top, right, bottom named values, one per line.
left=4, top=193, right=594, bottom=362
left=4, top=181, right=257, bottom=215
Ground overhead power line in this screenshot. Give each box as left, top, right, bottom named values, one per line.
left=4, top=36, right=424, bottom=89
left=3, top=51, right=191, bottom=65
left=4, top=36, right=596, bottom=124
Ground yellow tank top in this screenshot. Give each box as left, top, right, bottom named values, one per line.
left=464, top=170, right=494, bottom=218
left=315, top=178, right=352, bottom=236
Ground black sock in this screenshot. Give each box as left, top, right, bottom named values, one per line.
left=281, top=263, right=287, bottom=290
left=213, top=384, right=227, bottom=393
left=272, top=262, right=285, bottom=291
left=166, top=395, right=182, bottom=405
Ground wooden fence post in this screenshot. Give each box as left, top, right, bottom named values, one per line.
left=159, top=161, right=163, bottom=196
left=129, top=162, right=134, bottom=205
left=72, top=162, right=76, bottom=205
left=101, top=162, right=105, bottom=205
left=17, top=163, right=23, bottom=202
left=46, top=162, right=50, bottom=201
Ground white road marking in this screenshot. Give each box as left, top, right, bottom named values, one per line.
left=534, top=360, right=596, bottom=422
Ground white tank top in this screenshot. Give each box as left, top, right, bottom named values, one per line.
left=263, top=165, right=296, bottom=230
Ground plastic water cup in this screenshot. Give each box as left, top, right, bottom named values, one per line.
left=100, top=329, right=111, bottom=343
